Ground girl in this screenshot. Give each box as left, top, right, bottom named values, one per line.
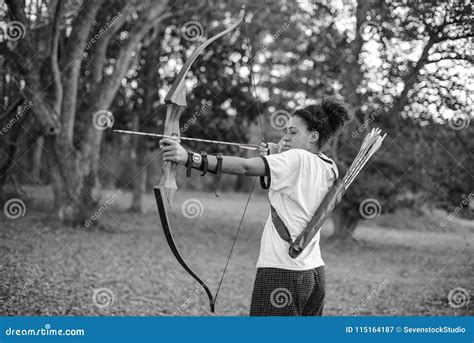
left=160, top=96, right=351, bottom=316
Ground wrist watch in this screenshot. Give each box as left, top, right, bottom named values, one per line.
left=191, top=152, right=202, bottom=168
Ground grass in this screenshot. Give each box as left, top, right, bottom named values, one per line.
left=1, top=186, right=473, bottom=316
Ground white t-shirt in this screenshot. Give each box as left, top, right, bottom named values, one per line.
left=256, top=149, right=338, bottom=270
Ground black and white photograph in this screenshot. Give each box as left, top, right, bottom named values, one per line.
left=0, top=0, right=472, bottom=328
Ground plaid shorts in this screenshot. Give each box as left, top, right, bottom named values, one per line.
left=249, top=266, right=325, bottom=316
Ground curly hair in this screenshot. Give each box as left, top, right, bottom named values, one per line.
left=293, top=96, right=352, bottom=149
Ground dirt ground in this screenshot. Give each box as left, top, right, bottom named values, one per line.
left=1, top=187, right=473, bottom=316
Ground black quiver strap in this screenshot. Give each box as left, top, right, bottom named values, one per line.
left=270, top=205, right=292, bottom=243
left=260, top=156, right=271, bottom=190
left=185, top=151, right=194, bottom=177
left=214, top=153, right=223, bottom=197
left=200, top=152, right=208, bottom=176
left=288, top=178, right=346, bottom=258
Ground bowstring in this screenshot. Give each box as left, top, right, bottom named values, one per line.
left=213, top=177, right=256, bottom=303
left=213, top=11, right=266, bottom=308
left=245, top=15, right=265, bottom=140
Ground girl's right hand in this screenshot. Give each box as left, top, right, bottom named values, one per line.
left=258, top=142, right=281, bottom=156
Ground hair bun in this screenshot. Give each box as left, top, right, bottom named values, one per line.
left=321, top=96, right=351, bottom=132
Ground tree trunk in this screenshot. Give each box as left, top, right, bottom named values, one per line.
left=129, top=118, right=149, bottom=212
left=0, top=97, right=25, bottom=185
left=2, top=1, right=195, bottom=228
left=130, top=31, right=160, bottom=212
left=31, top=136, right=44, bottom=182
left=43, top=135, right=95, bottom=226
left=50, top=3, right=169, bottom=226
left=130, top=151, right=148, bottom=212
left=330, top=206, right=360, bottom=241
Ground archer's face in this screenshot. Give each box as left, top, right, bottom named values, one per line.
left=280, top=116, right=319, bottom=152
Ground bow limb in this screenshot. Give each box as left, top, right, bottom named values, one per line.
left=159, top=5, right=246, bottom=207
left=154, top=188, right=215, bottom=312
left=154, top=5, right=245, bottom=314
left=164, top=5, right=246, bottom=107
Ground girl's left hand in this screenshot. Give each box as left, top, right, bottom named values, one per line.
left=159, top=137, right=188, bottom=165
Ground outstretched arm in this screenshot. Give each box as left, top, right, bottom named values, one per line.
left=160, top=137, right=267, bottom=177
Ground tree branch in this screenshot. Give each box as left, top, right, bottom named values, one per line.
left=87, top=1, right=137, bottom=84
left=60, top=0, right=105, bottom=143
left=89, top=1, right=170, bottom=108
left=426, top=55, right=474, bottom=65
left=0, top=43, right=26, bottom=74
left=62, top=0, right=106, bottom=67
left=4, top=0, right=33, bottom=70
left=49, top=0, right=63, bottom=113
left=387, top=35, right=436, bottom=130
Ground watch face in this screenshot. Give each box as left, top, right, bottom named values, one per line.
left=193, top=154, right=200, bottom=162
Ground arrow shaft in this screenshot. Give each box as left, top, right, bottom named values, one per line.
left=114, top=129, right=259, bottom=150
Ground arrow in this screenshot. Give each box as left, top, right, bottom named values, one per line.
left=114, top=129, right=259, bottom=151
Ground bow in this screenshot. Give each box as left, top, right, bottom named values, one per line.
left=154, top=6, right=247, bottom=313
